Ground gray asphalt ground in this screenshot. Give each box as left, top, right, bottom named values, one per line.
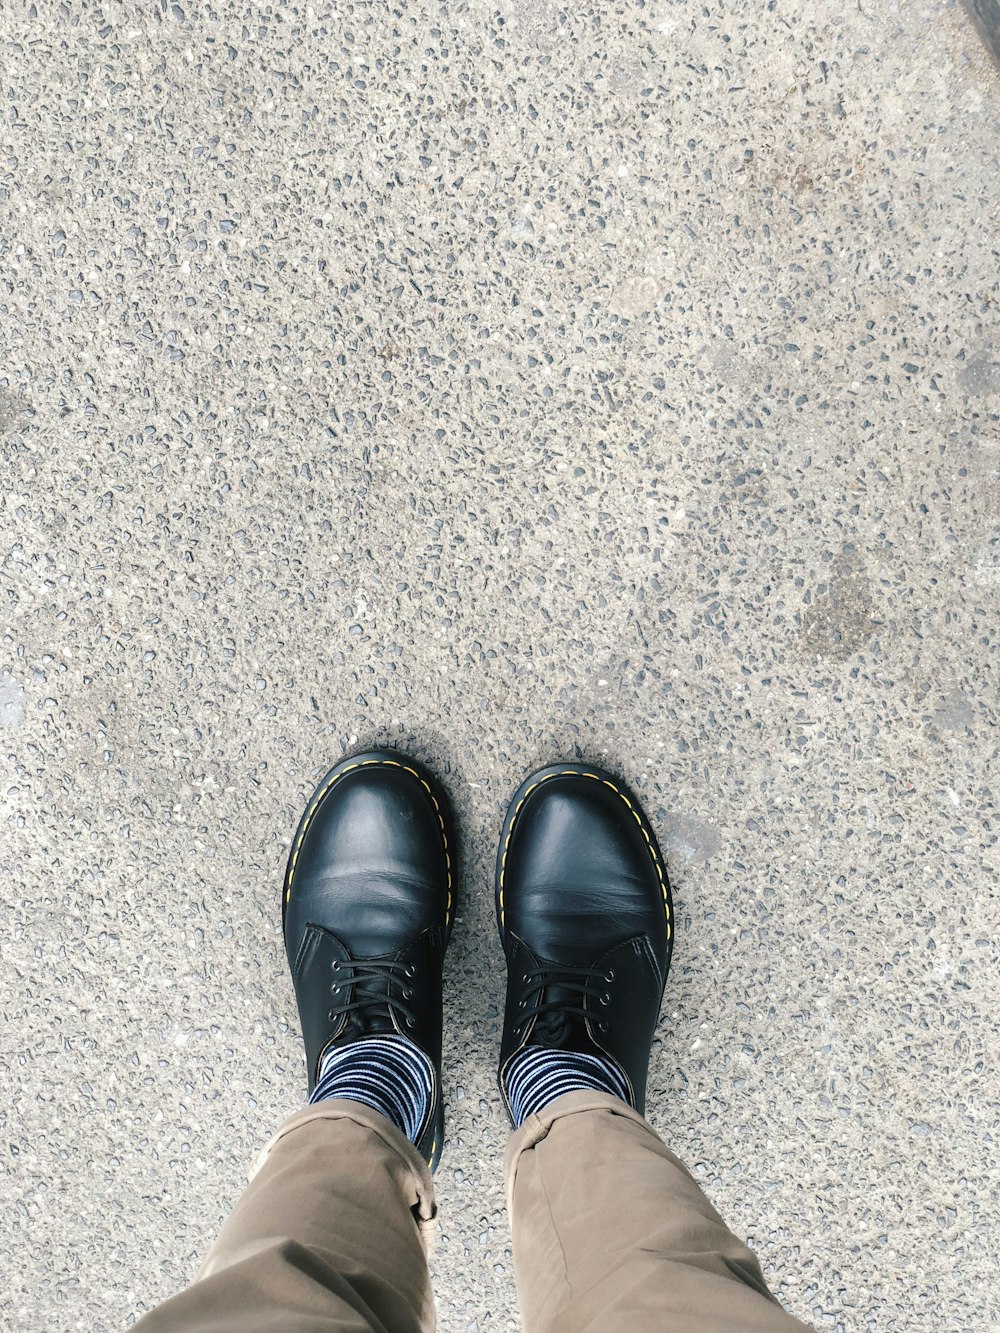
left=2, top=1, right=999, bottom=1330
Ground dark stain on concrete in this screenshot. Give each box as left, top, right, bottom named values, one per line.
left=800, top=552, right=877, bottom=659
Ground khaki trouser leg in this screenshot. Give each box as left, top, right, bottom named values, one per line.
left=135, top=1100, right=437, bottom=1333
left=505, top=1090, right=812, bottom=1333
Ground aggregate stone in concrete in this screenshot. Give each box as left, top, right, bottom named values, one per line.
left=1, top=1, right=998, bottom=1330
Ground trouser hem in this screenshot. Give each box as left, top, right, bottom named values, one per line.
left=221, top=1096, right=438, bottom=1266
left=503, top=1089, right=648, bottom=1212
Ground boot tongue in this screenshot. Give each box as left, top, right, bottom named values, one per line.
left=532, top=1010, right=571, bottom=1047
left=527, top=981, right=591, bottom=1051
left=340, top=963, right=395, bottom=1042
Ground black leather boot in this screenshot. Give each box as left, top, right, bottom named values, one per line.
left=496, top=762, right=673, bottom=1122
left=282, top=749, right=455, bottom=1170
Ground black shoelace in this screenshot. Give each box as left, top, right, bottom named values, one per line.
left=515, top=963, right=616, bottom=1039
left=328, top=958, right=419, bottom=1035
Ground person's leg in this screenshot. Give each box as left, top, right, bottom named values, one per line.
left=506, top=1090, right=811, bottom=1333
left=137, top=751, right=456, bottom=1331
left=495, top=762, right=808, bottom=1333
left=136, top=1100, right=436, bottom=1333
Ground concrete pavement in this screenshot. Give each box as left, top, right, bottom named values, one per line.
left=1, top=1, right=998, bottom=1329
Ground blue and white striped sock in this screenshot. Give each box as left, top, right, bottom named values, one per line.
left=504, top=1046, right=632, bottom=1127
left=309, top=1036, right=433, bottom=1144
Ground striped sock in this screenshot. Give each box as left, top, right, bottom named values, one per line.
left=309, top=1036, right=433, bottom=1144
left=504, top=1046, right=632, bottom=1128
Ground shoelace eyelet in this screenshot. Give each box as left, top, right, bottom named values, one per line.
left=600, top=993, right=610, bottom=1006
left=605, top=970, right=615, bottom=983
left=320, top=960, right=415, bottom=1031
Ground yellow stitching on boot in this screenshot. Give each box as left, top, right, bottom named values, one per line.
left=498, top=770, right=670, bottom=935
left=285, top=767, right=346, bottom=886
left=285, top=759, right=453, bottom=917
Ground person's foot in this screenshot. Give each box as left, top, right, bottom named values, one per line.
left=496, top=762, right=672, bottom=1125
left=282, top=749, right=455, bottom=1170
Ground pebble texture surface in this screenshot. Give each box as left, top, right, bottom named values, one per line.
left=2, top=1, right=999, bottom=1330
